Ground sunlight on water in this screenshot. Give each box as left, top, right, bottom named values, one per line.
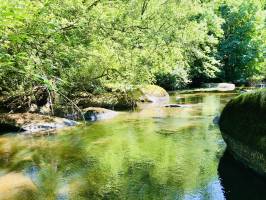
left=0, top=92, right=236, bottom=200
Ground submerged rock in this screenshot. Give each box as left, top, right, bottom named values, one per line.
left=0, top=113, right=78, bottom=135
left=219, top=89, right=266, bottom=177
left=163, top=104, right=192, bottom=108
left=0, top=173, right=37, bottom=200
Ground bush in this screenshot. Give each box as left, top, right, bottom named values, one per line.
left=154, top=72, right=189, bottom=91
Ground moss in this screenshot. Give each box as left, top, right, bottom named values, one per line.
left=219, top=89, right=266, bottom=154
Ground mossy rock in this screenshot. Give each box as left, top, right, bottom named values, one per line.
left=75, top=85, right=169, bottom=110
left=219, top=89, right=266, bottom=176
left=139, top=85, right=169, bottom=97
left=134, top=85, right=169, bottom=103
left=76, top=92, right=136, bottom=110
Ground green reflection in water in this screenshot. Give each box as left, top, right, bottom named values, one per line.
left=0, top=93, right=236, bottom=200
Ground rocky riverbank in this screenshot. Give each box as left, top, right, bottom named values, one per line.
left=0, top=85, right=170, bottom=135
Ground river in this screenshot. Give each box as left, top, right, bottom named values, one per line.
left=0, top=91, right=265, bottom=200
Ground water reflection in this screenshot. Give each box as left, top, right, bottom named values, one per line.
left=218, top=150, right=266, bottom=200
left=0, top=92, right=237, bottom=199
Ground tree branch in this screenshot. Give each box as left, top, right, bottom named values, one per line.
left=141, top=0, right=150, bottom=17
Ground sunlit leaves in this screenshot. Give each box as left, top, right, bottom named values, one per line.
left=218, top=0, right=266, bottom=82
left=0, top=0, right=265, bottom=96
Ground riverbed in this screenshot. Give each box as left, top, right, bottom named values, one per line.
left=0, top=92, right=265, bottom=200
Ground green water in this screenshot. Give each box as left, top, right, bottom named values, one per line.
left=0, top=92, right=236, bottom=200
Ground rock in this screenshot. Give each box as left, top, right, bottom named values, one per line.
left=202, top=83, right=235, bottom=91
left=179, top=84, right=236, bottom=95
left=83, top=107, right=118, bottom=121
left=219, top=89, right=266, bottom=177
left=38, top=102, right=52, bottom=115
left=137, top=85, right=169, bottom=103
left=238, top=88, right=252, bottom=94
left=76, top=85, right=169, bottom=110
left=255, top=83, right=266, bottom=88
left=164, top=104, right=181, bottom=108
left=53, top=105, right=119, bottom=121
left=0, top=86, right=50, bottom=113
left=0, top=113, right=78, bottom=135
left=76, top=92, right=136, bottom=110
left=33, top=86, right=49, bottom=107
left=163, top=104, right=192, bottom=108
left=0, top=173, right=37, bottom=200
left=52, top=105, right=78, bottom=120
left=29, top=104, right=38, bottom=113
left=213, top=116, right=220, bottom=125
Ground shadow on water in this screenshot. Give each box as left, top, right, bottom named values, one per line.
left=218, top=150, right=266, bottom=200
left=0, top=123, right=23, bottom=134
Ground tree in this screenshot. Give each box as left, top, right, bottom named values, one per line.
left=218, top=0, right=266, bottom=83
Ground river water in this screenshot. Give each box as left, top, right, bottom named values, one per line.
left=0, top=92, right=265, bottom=200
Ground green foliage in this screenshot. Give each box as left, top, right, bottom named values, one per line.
left=0, top=0, right=224, bottom=96
left=0, top=0, right=265, bottom=100
left=155, top=72, right=187, bottom=90
left=218, top=0, right=266, bottom=82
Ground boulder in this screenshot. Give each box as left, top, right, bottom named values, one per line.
left=137, top=85, right=169, bottom=103
left=219, top=89, right=266, bottom=176
left=75, top=85, right=169, bottom=110
left=0, top=86, right=50, bottom=113
left=202, top=83, right=235, bottom=91
left=178, top=84, right=236, bottom=95
left=0, top=173, right=37, bottom=200
left=83, top=107, right=118, bottom=121
left=0, top=113, right=78, bottom=135
left=76, top=92, right=136, bottom=110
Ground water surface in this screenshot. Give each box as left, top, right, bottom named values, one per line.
left=0, top=92, right=249, bottom=200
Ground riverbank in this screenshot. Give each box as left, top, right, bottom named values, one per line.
left=0, top=85, right=170, bottom=135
